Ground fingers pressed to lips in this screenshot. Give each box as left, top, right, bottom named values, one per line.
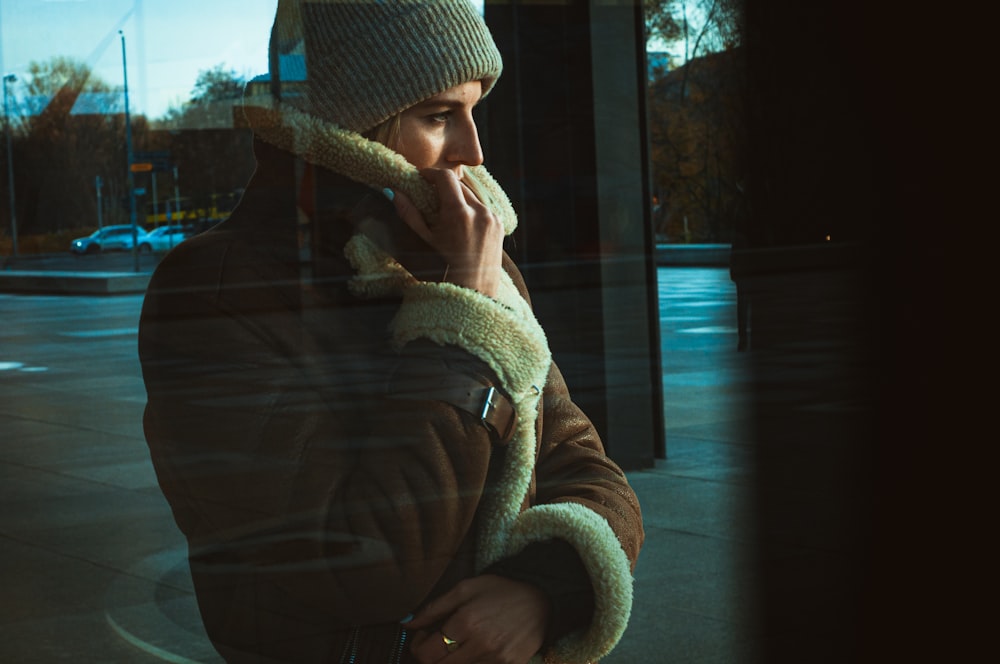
left=419, top=168, right=475, bottom=208
left=419, top=167, right=460, bottom=189
left=458, top=180, right=484, bottom=208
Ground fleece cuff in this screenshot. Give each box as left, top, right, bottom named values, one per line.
left=505, top=504, right=635, bottom=664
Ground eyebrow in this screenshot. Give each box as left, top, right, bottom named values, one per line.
left=409, top=96, right=481, bottom=112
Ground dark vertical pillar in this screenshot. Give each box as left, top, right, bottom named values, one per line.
left=737, top=0, right=879, bottom=659
left=483, top=1, right=662, bottom=470
left=740, top=0, right=970, bottom=661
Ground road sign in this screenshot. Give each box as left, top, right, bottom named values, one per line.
left=130, top=162, right=153, bottom=172
left=134, top=151, right=172, bottom=172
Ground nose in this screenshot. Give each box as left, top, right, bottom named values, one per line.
left=447, top=115, right=484, bottom=171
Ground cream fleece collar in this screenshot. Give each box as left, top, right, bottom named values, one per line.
left=241, top=95, right=518, bottom=236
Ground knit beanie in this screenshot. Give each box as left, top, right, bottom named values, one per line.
left=268, top=0, right=503, bottom=134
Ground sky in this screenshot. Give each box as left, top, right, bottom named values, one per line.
left=2, top=0, right=281, bottom=119
left=0, top=0, right=691, bottom=122
left=1, top=1, right=695, bottom=121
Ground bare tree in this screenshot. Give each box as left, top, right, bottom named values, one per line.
left=645, top=0, right=744, bottom=100
left=16, top=57, right=134, bottom=234
left=645, top=0, right=747, bottom=243
left=158, top=64, right=247, bottom=130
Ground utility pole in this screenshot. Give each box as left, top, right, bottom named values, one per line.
left=95, top=175, right=104, bottom=229
left=151, top=171, right=158, bottom=228
left=120, top=30, right=139, bottom=272
left=3, top=73, right=18, bottom=257
left=173, top=165, right=181, bottom=225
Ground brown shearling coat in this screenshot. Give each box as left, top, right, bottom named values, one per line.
left=139, top=139, right=642, bottom=664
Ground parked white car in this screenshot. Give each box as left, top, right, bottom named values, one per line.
left=145, top=225, right=191, bottom=252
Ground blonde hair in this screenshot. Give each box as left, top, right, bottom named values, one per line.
left=363, top=114, right=403, bottom=151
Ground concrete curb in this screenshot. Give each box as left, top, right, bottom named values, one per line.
left=655, top=244, right=732, bottom=267
left=0, top=246, right=729, bottom=296
left=0, top=270, right=151, bottom=295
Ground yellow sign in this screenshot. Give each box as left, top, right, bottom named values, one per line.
left=130, top=162, right=153, bottom=172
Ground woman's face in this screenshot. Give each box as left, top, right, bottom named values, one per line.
left=395, top=80, right=484, bottom=177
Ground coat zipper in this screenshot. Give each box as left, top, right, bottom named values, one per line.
left=338, top=625, right=360, bottom=664
left=339, top=624, right=408, bottom=664
left=388, top=626, right=408, bottom=664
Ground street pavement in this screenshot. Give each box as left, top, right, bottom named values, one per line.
left=0, top=266, right=756, bottom=663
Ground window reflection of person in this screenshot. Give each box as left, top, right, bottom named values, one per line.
left=139, top=2, right=643, bottom=663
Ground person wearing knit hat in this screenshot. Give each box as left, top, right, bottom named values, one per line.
left=140, top=2, right=642, bottom=663
left=267, top=0, right=503, bottom=133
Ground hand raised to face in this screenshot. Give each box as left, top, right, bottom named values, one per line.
left=389, top=168, right=504, bottom=298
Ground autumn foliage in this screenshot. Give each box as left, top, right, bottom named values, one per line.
left=1, top=58, right=253, bottom=248
left=647, top=47, right=748, bottom=243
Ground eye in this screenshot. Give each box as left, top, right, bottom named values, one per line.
left=426, top=111, right=450, bottom=124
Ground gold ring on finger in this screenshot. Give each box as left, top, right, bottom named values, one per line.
left=442, top=633, right=460, bottom=652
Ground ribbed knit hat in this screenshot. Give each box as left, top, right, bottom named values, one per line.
left=268, top=0, right=503, bottom=134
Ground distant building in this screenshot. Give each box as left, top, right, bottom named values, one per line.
left=19, top=91, right=125, bottom=117
left=70, top=92, right=126, bottom=116
left=244, top=53, right=307, bottom=101
left=647, top=51, right=674, bottom=80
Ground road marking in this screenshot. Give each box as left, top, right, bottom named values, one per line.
left=106, top=613, right=206, bottom=664
left=60, top=328, right=139, bottom=338
left=679, top=326, right=737, bottom=334
left=0, top=362, right=49, bottom=372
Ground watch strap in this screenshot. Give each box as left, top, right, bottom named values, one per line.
left=387, top=359, right=518, bottom=445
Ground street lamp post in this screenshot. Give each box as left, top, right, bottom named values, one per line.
left=3, top=73, right=18, bottom=258
left=120, top=30, right=139, bottom=272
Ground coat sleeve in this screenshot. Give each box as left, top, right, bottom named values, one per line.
left=388, top=251, right=644, bottom=663
left=525, top=361, right=644, bottom=663
left=479, top=258, right=644, bottom=664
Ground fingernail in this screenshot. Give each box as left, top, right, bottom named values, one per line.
left=382, top=187, right=395, bottom=201
left=399, top=613, right=414, bottom=624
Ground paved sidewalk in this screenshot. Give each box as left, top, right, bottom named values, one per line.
left=607, top=268, right=756, bottom=663
left=0, top=267, right=754, bottom=663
